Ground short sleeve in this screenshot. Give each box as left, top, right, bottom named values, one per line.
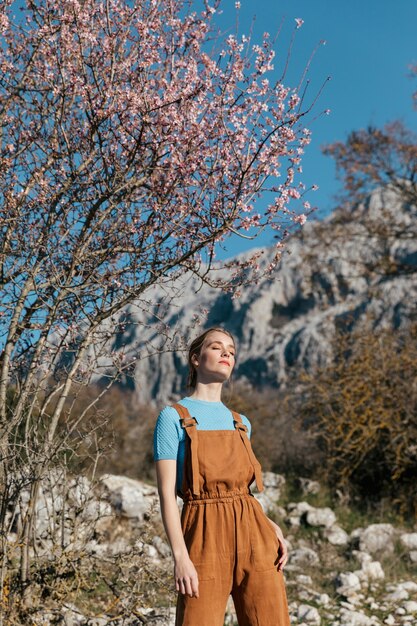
left=153, top=406, right=182, bottom=461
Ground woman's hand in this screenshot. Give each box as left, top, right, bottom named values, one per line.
left=267, top=518, right=288, bottom=571
left=156, top=461, right=200, bottom=598
left=174, top=555, right=199, bottom=598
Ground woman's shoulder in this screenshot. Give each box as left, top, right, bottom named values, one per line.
left=156, top=402, right=185, bottom=425
left=157, top=396, right=194, bottom=417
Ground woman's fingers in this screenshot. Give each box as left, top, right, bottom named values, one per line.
left=176, top=575, right=199, bottom=598
left=191, top=574, right=199, bottom=598
left=276, top=535, right=288, bottom=571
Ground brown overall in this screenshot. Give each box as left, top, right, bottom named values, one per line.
left=173, top=404, right=290, bottom=626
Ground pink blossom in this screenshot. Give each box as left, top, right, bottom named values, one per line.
left=293, top=213, right=307, bottom=225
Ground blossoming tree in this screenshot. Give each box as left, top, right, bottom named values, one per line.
left=0, top=0, right=318, bottom=610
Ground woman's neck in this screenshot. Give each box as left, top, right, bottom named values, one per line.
left=188, top=383, right=223, bottom=402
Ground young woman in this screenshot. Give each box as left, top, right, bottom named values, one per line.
left=154, top=327, right=290, bottom=626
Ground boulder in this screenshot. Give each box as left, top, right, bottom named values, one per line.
left=323, top=524, right=349, bottom=545
left=262, top=471, right=286, bottom=490
left=295, top=574, right=314, bottom=586
left=297, top=604, right=321, bottom=625
left=254, top=491, right=283, bottom=516
left=288, top=547, right=320, bottom=567
left=356, top=561, right=385, bottom=582
left=403, top=601, right=417, bottom=614
left=306, top=507, right=337, bottom=528
left=399, top=581, right=417, bottom=593
left=358, top=524, right=396, bottom=555
left=339, top=608, right=376, bottom=626
left=400, top=533, right=417, bottom=550
left=336, top=572, right=362, bottom=597
left=99, top=474, right=159, bottom=520
left=384, top=586, right=409, bottom=602
left=287, top=501, right=314, bottom=526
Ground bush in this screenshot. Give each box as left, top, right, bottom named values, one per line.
left=296, top=322, right=417, bottom=516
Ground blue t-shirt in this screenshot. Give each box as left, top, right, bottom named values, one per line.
left=153, top=397, right=251, bottom=493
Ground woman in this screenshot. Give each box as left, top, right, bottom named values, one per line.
left=154, top=327, right=290, bottom=626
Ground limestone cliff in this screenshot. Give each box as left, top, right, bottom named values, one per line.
left=94, top=186, right=417, bottom=403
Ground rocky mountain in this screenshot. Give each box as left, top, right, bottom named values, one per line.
left=94, top=186, right=417, bottom=404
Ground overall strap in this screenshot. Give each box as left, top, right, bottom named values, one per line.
left=232, top=411, right=264, bottom=492
left=172, top=403, right=200, bottom=496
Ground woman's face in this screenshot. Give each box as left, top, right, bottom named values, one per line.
left=193, top=331, right=236, bottom=384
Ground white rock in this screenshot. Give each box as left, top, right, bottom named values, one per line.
left=399, top=581, right=417, bottom=592
left=99, top=474, right=158, bottom=520
left=152, top=535, right=171, bottom=558
left=410, top=551, right=417, bottom=563
left=383, top=615, right=395, bottom=625
left=324, top=524, right=349, bottom=545
left=262, top=472, right=286, bottom=489
left=287, top=501, right=314, bottom=515
left=306, top=507, right=337, bottom=528
left=352, top=550, right=373, bottom=565
left=400, top=533, right=417, bottom=550
left=403, top=601, right=417, bottom=613
left=336, top=572, right=362, bottom=597
left=254, top=491, right=281, bottom=514
left=67, top=476, right=93, bottom=507
left=108, top=537, right=131, bottom=556
left=357, top=560, right=385, bottom=581
left=82, top=499, right=113, bottom=521
left=61, top=603, right=86, bottom=626
left=339, top=608, right=374, bottom=626
left=289, top=547, right=320, bottom=566
left=297, top=604, right=321, bottom=625
left=359, top=524, right=396, bottom=555
left=296, top=574, right=314, bottom=586
left=385, top=587, right=409, bottom=602
left=317, top=594, right=330, bottom=606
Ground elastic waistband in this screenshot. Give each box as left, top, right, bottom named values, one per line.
left=183, top=489, right=252, bottom=504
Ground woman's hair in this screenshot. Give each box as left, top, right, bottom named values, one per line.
left=187, top=327, right=236, bottom=390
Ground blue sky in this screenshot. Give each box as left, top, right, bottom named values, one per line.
left=214, top=0, right=417, bottom=257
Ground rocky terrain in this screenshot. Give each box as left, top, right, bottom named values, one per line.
left=90, top=186, right=417, bottom=404
left=11, top=471, right=417, bottom=626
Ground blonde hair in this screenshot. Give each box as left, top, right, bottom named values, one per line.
left=187, top=327, right=236, bottom=390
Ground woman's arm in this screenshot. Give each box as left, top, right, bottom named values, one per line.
left=267, top=517, right=288, bottom=571
left=155, top=459, right=199, bottom=598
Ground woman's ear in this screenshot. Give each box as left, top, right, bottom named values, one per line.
left=191, top=354, right=199, bottom=367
